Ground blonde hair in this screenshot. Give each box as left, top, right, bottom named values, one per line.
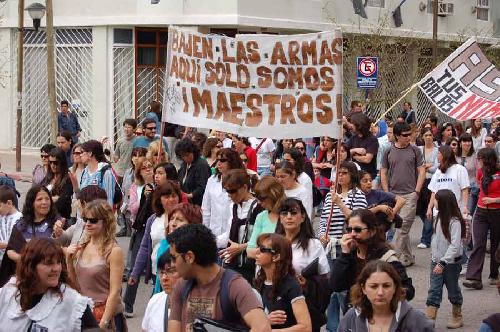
left=146, top=140, right=169, bottom=165
left=80, top=199, right=117, bottom=256
left=254, top=176, right=286, bottom=213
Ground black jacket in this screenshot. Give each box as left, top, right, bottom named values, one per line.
left=178, top=157, right=211, bottom=206
left=330, top=246, right=415, bottom=301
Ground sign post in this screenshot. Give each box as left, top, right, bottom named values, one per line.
left=357, top=56, right=378, bottom=89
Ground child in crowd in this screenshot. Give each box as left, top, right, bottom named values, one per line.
left=426, top=189, right=465, bottom=329
left=0, top=186, right=22, bottom=266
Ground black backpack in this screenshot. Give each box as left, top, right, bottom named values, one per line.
left=182, top=269, right=248, bottom=331
left=98, top=164, right=123, bottom=205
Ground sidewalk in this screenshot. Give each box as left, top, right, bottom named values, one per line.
left=0, top=149, right=39, bottom=182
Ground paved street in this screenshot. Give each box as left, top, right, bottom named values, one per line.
left=2, top=150, right=498, bottom=332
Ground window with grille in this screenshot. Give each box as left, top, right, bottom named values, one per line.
left=367, top=0, right=385, bottom=7
left=477, top=0, right=489, bottom=21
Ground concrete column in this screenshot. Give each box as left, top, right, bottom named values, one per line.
left=91, top=26, right=109, bottom=140
left=0, top=29, right=15, bottom=150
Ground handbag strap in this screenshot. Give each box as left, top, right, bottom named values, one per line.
left=255, top=139, right=266, bottom=154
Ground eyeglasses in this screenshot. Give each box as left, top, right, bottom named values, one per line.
left=159, top=267, right=176, bottom=276
left=346, top=226, right=369, bottom=233
left=83, top=217, right=100, bottom=224
left=400, top=133, right=412, bottom=137
left=73, top=151, right=82, bottom=155
left=280, top=210, right=300, bottom=217
left=338, top=171, right=349, bottom=175
left=217, top=158, right=228, bottom=163
left=224, top=187, right=238, bottom=194
left=256, top=194, right=268, bottom=201
left=141, top=164, right=153, bottom=170
left=49, top=160, right=58, bottom=165
left=41, top=154, right=49, bottom=159
left=485, top=139, right=494, bottom=143
left=258, top=245, right=276, bottom=255
left=146, top=126, right=157, bottom=130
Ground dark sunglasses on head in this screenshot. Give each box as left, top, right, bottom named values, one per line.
left=279, top=209, right=300, bottom=217
left=258, top=245, right=276, bottom=255
left=346, top=226, right=368, bottom=233
left=224, top=187, right=238, bottom=194
left=83, top=217, right=99, bottom=224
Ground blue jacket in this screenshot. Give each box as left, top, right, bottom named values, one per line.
left=57, top=111, right=81, bottom=143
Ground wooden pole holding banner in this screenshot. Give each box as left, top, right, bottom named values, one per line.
left=376, top=82, right=419, bottom=122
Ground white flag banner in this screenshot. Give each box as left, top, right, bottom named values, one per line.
left=418, top=38, right=500, bottom=120
left=162, top=26, right=343, bottom=139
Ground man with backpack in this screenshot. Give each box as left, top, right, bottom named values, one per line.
left=381, top=122, right=426, bottom=267
left=167, top=224, right=271, bottom=332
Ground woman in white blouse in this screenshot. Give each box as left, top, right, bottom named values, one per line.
left=275, top=161, right=313, bottom=220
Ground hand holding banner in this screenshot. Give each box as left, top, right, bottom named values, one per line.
left=162, top=27, right=343, bottom=139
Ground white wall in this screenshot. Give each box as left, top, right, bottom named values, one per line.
left=0, top=29, right=16, bottom=150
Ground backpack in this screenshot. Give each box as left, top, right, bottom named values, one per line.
left=182, top=269, right=247, bottom=329
left=99, top=164, right=123, bottom=205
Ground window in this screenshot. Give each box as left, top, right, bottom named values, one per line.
left=477, top=0, right=489, bottom=21
left=135, top=29, right=168, bottom=67
left=367, top=0, right=384, bottom=7
left=114, top=29, right=133, bottom=44
left=426, top=0, right=454, bottom=16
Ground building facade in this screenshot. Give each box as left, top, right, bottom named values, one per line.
left=0, top=0, right=498, bottom=149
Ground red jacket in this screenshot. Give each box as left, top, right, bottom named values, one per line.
left=244, top=146, right=257, bottom=171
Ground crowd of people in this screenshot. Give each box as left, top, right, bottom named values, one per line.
left=0, top=99, right=499, bottom=332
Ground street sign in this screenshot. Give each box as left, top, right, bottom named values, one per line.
left=357, top=57, right=378, bottom=89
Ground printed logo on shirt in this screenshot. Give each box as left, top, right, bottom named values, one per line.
left=186, top=297, right=215, bottom=331
left=31, top=324, right=49, bottom=332
left=436, top=178, right=454, bottom=183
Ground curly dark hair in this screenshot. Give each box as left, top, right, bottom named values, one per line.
left=166, top=224, right=217, bottom=267
left=15, top=238, right=75, bottom=312
left=41, top=143, right=56, bottom=155
left=350, top=260, right=404, bottom=323
left=21, top=185, right=58, bottom=227
left=350, top=112, right=372, bottom=138
left=254, top=233, right=295, bottom=300
left=275, top=198, right=315, bottom=251
left=175, top=138, right=200, bottom=160
left=202, top=137, right=220, bottom=158
left=152, top=181, right=182, bottom=215
left=215, top=148, right=245, bottom=178
left=347, top=209, right=389, bottom=253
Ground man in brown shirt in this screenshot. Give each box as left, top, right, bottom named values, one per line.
left=167, top=224, right=271, bottom=332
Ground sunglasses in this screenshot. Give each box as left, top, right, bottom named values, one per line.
left=224, top=187, right=238, bottom=194
left=73, top=151, right=82, bottom=155
left=280, top=210, right=300, bottom=217
left=256, top=194, right=268, bottom=201
left=41, top=154, right=49, bottom=159
left=49, top=160, right=58, bottom=165
left=217, top=158, right=228, bottom=163
left=346, top=226, right=368, bottom=233
left=146, top=126, right=157, bottom=130
left=83, top=217, right=100, bottom=224
left=258, top=245, right=276, bottom=255
left=400, top=133, right=412, bottom=137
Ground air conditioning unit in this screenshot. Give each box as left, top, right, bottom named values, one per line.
left=438, top=2, right=454, bottom=16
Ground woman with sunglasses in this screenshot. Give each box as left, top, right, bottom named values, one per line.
left=202, top=148, right=245, bottom=252
left=67, top=199, right=126, bottom=331
left=202, top=137, right=222, bottom=174
left=69, top=143, right=85, bottom=191
left=416, top=127, right=439, bottom=249
left=330, top=209, right=414, bottom=304
left=464, top=148, right=500, bottom=290
left=254, top=233, right=312, bottom=331
left=467, top=118, right=487, bottom=149
left=128, top=181, right=182, bottom=293
left=42, top=147, right=73, bottom=220
left=275, top=198, right=329, bottom=331
left=275, top=161, right=313, bottom=221
left=218, top=169, right=263, bottom=282
left=32, top=143, right=56, bottom=185
left=247, top=176, right=286, bottom=259
left=456, top=133, right=479, bottom=216
left=294, top=140, right=314, bottom=179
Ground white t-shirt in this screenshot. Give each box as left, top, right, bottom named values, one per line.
left=291, top=238, right=330, bottom=276
left=142, top=291, right=169, bottom=332
left=249, top=137, right=275, bottom=168
left=150, top=214, right=168, bottom=276
left=285, top=183, right=313, bottom=221
left=428, top=164, right=470, bottom=213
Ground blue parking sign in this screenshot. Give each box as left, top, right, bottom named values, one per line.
left=357, top=57, right=378, bottom=89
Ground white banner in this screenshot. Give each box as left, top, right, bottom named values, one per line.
left=162, top=26, right=343, bottom=139
left=418, top=38, right=500, bottom=120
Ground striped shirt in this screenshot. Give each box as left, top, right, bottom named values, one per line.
left=0, top=211, right=22, bottom=264
left=318, top=189, right=367, bottom=239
